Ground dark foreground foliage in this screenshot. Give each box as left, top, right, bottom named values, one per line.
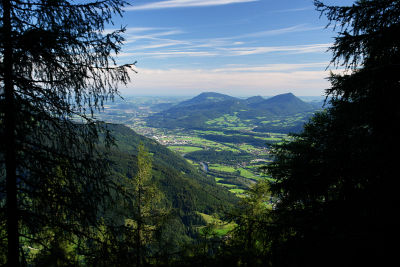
left=0, top=0, right=132, bottom=265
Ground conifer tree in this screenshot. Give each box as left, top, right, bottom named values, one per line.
left=228, top=180, right=271, bottom=266
left=0, top=0, right=132, bottom=265
left=127, top=143, right=165, bottom=267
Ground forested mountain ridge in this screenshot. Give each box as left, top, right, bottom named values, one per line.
left=174, top=92, right=237, bottom=107
left=146, top=92, right=319, bottom=132
left=250, top=93, right=314, bottom=115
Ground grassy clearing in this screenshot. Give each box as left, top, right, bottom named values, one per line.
left=168, top=145, right=203, bottom=153
left=209, top=164, right=237, bottom=173
left=257, top=136, right=282, bottom=141
left=197, top=212, right=236, bottom=236
left=182, top=136, right=235, bottom=151
left=205, top=114, right=247, bottom=128
left=238, top=168, right=259, bottom=180
left=193, top=130, right=225, bottom=135
left=225, top=126, right=252, bottom=131
left=229, top=188, right=245, bottom=194
left=217, top=182, right=236, bottom=188
left=237, top=144, right=254, bottom=151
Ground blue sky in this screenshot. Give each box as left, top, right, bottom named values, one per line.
left=111, top=0, right=355, bottom=96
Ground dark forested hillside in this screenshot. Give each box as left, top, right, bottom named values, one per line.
left=105, top=124, right=238, bottom=239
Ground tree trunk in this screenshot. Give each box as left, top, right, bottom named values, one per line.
left=136, top=186, right=142, bottom=267
left=2, top=0, right=20, bottom=265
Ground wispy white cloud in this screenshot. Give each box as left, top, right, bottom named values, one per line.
left=124, top=30, right=184, bottom=43
left=116, top=24, right=327, bottom=59
left=124, top=27, right=166, bottom=33
left=128, top=40, right=189, bottom=50
left=226, top=43, right=331, bottom=56
left=126, top=0, right=258, bottom=11
left=117, top=43, right=331, bottom=61
left=271, top=6, right=314, bottom=13
left=212, top=62, right=330, bottom=72
left=230, top=24, right=325, bottom=39
left=209, top=24, right=324, bottom=42
left=136, top=51, right=217, bottom=57
left=103, top=27, right=165, bottom=35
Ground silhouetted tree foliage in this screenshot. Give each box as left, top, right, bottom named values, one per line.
left=265, top=1, right=400, bottom=266
left=0, top=0, right=132, bottom=265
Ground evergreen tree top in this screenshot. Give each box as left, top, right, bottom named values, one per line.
left=315, top=0, right=400, bottom=70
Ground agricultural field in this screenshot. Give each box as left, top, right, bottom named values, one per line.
left=129, top=124, right=279, bottom=196
left=167, top=145, right=203, bottom=153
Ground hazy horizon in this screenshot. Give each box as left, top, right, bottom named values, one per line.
left=119, top=92, right=326, bottom=101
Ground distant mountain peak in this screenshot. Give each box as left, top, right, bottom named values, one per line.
left=176, top=92, right=237, bottom=107
left=252, top=92, right=314, bottom=114
left=198, top=92, right=227, bottom=97
left=269, top=92, right=295, bottom=99
left=196, top=92, right=234, bottom=100
left=263, top=92, right=300, bottom=103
